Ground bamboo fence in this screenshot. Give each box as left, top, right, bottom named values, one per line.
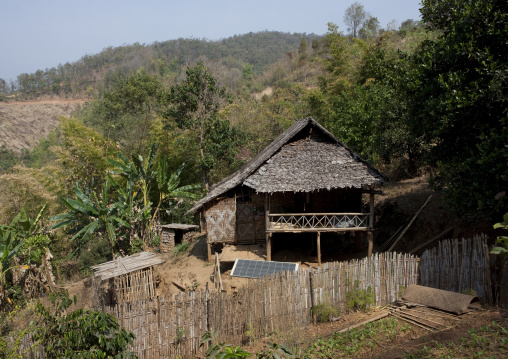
left=20, top=236, right=494, bottom=358
left=114, top=267, right=157, bottom=303
left=95, top=252, right=418, bottom=358
left=419, top=234, right=493, bottom=303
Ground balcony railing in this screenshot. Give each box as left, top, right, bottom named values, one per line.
left=268, top=213, right=370, bottom=232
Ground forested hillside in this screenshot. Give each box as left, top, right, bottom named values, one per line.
left=0, top=31, right=321, bottom=100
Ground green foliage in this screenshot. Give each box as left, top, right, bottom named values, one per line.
left=163, top=62, right=246, bottom=188
left=52, top=141, right=199, bottom=257
left=200, top=331, right=252, bottom=359
left=256, top=342, right=305, bottom=359
left=346, top=280, right=374, bottom=312
left=173, top=242, right=191, bottom=255
left=84, top=69, right=163, bottom=156
left=53, top=118, right=115, bottom=191
left=307, top=317, right=411, bottom=358
left=19, top=234, right=51, bottom=266
left=491, top=212, right=508, bottom=262
left=51, top=180, right=132, bottom=258
left=311, top=302, right=340, bottom=323
left=29, top=290, right=137, bottom=358
left=0, top=146, right=20, bottom=174
left=0, top=205, right=46, bottom=279
left=403, top=321, right=508, bottom=358
left=408, top=0, right=508, bottom=217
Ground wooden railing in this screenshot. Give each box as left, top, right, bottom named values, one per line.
left=267, top=213, right=370, bottom=232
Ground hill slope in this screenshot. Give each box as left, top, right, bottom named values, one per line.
left=0, top=99, right=83, bottom=153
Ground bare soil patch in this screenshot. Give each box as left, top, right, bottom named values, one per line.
left=0, top=98, right=84, bottom=153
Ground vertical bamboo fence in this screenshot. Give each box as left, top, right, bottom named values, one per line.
left=419, top=234, right=493, bottom=303
left=21, top=236, right=494, bottom=358
left=312, top=252, right=419, bottom=312
left=95, top=252, right=419, bottom=358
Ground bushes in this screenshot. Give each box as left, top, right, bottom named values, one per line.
left=346, top=280, right=375, bottom=312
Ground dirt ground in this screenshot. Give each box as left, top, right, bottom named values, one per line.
left=241, top=305, right=508, bottom=358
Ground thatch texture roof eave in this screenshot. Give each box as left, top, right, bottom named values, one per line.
left=186, top=117, right=387, bottom=214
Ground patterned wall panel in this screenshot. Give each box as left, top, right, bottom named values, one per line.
left=205, top=197, right=236, bottom=243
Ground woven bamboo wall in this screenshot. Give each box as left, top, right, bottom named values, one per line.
left=205, top=197, right=236, bottom=244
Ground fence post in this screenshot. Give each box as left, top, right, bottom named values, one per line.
left=309, top=271, right=316, bottom=325
left=205, top=282, right=211, bottom=333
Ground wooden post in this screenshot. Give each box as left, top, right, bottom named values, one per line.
left=369, top=188, right=375, bottom=229
left=368, top=186, right=375, bottom=257
left=267, top=234, right=272, bottom=261
left=317, top=232, right=321, bottom=267
left=265, top=194, right=271, bottom=261
left=367, top=231, right=373, bottom=257
left=207, top=242, right=212, bottom=262
left=309, top=271, right=316, bottom=325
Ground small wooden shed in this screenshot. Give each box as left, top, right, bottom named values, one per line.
left=187, top=118, right=387, bottom=264
left=91, top=252, right=165, bottom=303
left=160, top=223, right=199, bottom=253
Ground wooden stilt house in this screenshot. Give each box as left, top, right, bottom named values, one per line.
left=187, top=118, right=387, bottom=264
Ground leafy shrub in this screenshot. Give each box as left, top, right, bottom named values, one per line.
left=491, top=212, right=508, bottom=262
left=173, top=241, right=191, bottom=255
left=129, top=237, right=144, bottom=254
left=257, top=342, right=308, bottom=359
left=346, top=280, right=374, bottom=312
left=29, top=290, right=137, bottom=358
left=200, top=330, right=252, bottom=358
left=311, top=302, right=340, bottom=323
left=19, top=234, right=51, bottom=266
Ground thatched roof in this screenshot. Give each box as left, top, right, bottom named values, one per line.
left=188, top=117, right=386, bottom=214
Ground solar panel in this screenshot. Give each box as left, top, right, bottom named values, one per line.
left=231, top=259, right=299, bottom=279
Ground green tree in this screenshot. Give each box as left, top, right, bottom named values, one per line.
left=410, top=0, right=508, bottom=216
left=344, top=2, right=367, bottom=38
left=163, top=62, right=245, bottom=189
left=298, top=37, right=308, bottom=63
left=84, top=69, right=163, bottom=156
left=0, top=206, right=45, bottom=306
left=359, top=16, right=380, bottom=40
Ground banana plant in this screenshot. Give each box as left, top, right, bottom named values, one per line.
left=0, top=205, right=46, bottom=271
left=0, top=205, right=46, bottom=300
left=150, top=158, right=200, bottom=228
left=51, top=181, right=130, bottom=258
left=106, top=173, right=152, bottom=245
left=108, top=141, right=159, bottom=207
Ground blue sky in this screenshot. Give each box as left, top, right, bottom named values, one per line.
left=0, top=0, right=422, bottom=82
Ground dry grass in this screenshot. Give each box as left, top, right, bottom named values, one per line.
left=0, top=99, right=83, bottom=153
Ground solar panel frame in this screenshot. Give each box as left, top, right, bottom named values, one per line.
left=231, top=259, right=299, bottom=279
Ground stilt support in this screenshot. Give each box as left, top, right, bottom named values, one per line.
left=267, top=233, right=272, bottom=261
left=367, top=231, right=373, bottom=257
left=317, top=232, right=321, bottom=266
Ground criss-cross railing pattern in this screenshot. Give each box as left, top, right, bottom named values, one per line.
left=268, top=213, right=369, bottom=231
